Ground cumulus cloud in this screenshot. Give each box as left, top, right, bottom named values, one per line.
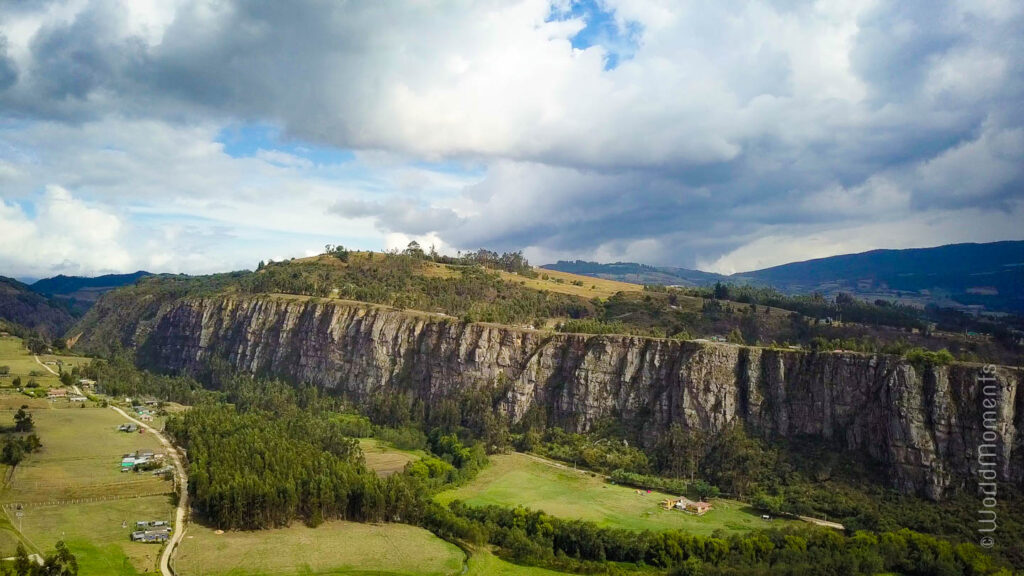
left=0, top=186, right=131, bottom=277
left=0, top=0, right=1021, bottom=277
left=330, top=198, right=463, bottom=236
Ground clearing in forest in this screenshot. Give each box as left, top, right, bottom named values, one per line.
left=359, top=438, right=424, bottom=477
left=435, top=452, right=796, bottom=535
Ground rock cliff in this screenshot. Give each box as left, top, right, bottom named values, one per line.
left=78, top=294, right=1022, bottom=499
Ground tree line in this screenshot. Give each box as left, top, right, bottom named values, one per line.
left=431, top=502, right=1013, bottom=576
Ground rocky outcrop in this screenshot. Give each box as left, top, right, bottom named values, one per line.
left=79, top=295, right=1022, bottom=499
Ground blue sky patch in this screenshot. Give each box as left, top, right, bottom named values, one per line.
left=549, top=0, right=642, bottom=70
left=217, top=123, right=356, bottom=166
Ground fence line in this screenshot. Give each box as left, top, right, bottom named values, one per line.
left=3, top=490, right=173, bottom=508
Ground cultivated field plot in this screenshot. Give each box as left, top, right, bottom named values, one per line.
left=1, top=408, right=172, bottom=504
left=436, top=453, right=795, bottom=535
left=495, top=268, right=642, bottom=300
left=0, top=335, right=87, bottom=389
left=175, top=520, right=465, bottom=576
left=13, top=495, right=172, bottom=575
left=359, top=438, right=424, bottom=477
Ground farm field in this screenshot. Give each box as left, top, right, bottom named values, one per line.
left=436, top=453, right=796, bottom=535
left=0, top=404, right=175, bottom=573
left=175, top=520, right=465, bottom=576
left=0, top=392, right=49, bottom=411
left=359, top=438, right=424, bottom=476
left=1, top=407, right=171, bottom=504
left=0, top=335, right=87, bottom=389
left=14, top=495, right=171, bottom=575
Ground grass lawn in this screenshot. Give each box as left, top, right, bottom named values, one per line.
left=175, top=521, right=465, bottom=576
left=13, top=495, right=172, bottom=574
left=2, top=407, right=172, bottom=504
left=359, top=438, right=425, bottom=477
left=436, top=453, right=795, bottom=535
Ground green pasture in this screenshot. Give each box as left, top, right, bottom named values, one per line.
left=175, top=520, right=464, bottom=576
left=436, top=453, right=795, bottom=535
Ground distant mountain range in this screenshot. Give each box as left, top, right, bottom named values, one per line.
left=541, top=260, right=726, bottom=287
left=30, top=271, right=152, bottom=316
left=544, top=241, right=1024, bottom=314
left=31, top=271, right=152, bottom=299
left=0, top=271, right=153, bottom=336
left=0, top=276, right=76, bottom=338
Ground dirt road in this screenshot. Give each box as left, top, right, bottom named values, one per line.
left=33, top=355, right=59, bottom=376
left=111, top=405, right=188, bottom=576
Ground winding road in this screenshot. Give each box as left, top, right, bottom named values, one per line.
left=111, top=405, right=188, bottom=576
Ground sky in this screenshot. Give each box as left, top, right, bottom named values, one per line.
left=0, top=0, right=1022, bottom=280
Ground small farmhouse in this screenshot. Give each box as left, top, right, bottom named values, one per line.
left=683, top=501, right=713, bottom=515
left=47, top=388, right=68, bottom=400
left=131, top=530, right=170, bottom=543
left=662, top=498, right=714, bottom=516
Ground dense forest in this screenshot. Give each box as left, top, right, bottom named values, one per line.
left=163, top=374, right=487, bottom=530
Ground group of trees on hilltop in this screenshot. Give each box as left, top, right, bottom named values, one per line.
left=398, top=242, right=536, bottom=276
left=239, top=252, right=592, bottom=326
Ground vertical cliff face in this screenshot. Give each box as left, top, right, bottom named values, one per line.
left=87, top=295, right=1022, bottom=499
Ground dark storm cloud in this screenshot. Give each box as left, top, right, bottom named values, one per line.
left=330, top=198, right=463, bottom=236
left=0, top=36, right=16, bottom=91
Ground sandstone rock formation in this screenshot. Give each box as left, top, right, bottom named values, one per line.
left=76, top=294, right=1022, bottom=499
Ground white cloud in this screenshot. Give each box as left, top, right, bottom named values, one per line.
left=0, top=185, right=131, bottom=277
left=0, top=0, right=1020, bottom=277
